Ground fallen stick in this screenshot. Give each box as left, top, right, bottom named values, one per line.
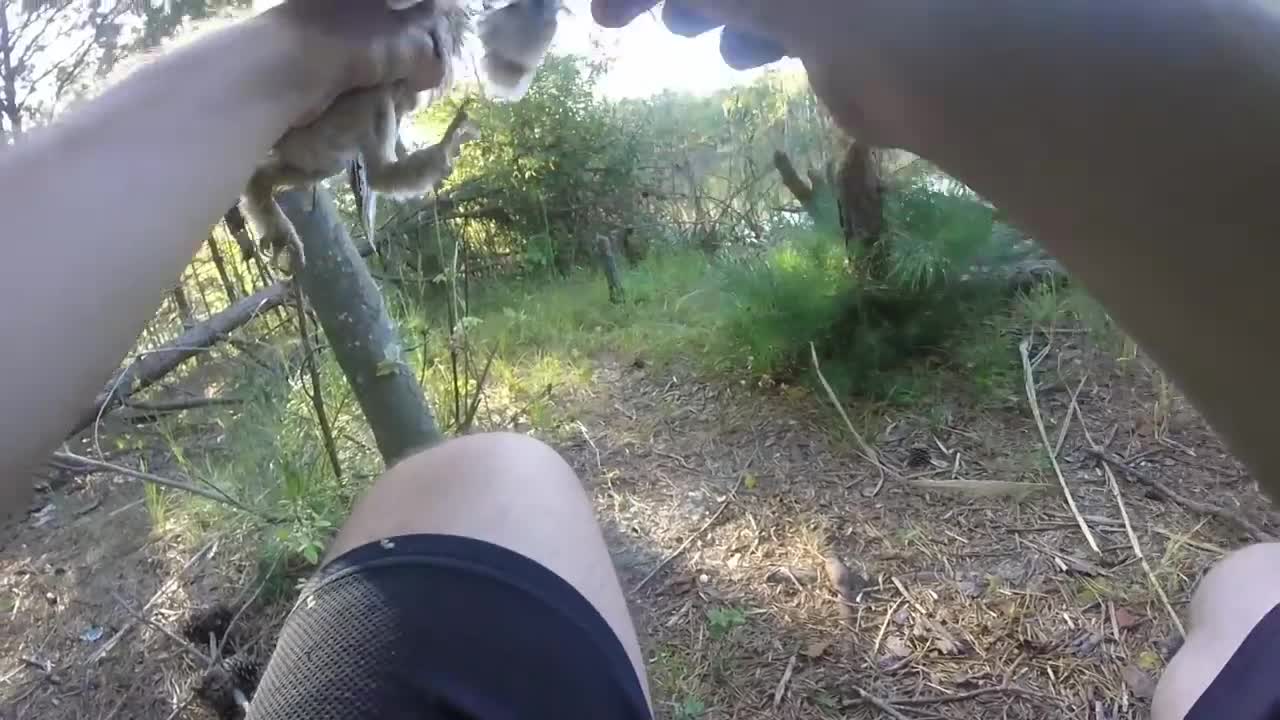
left=1086, top=449, right=1275, bottom=542
left=1104, top=459, right=1186, bottom=638
left=1020, top=339, right=1100, bottom=554
left=631, top=473, right=747, bottom=594
left=810, top=342, right=895, bottom=494
left=89, top=540, right=218, bottom=664
left=109, top=590, right=211, bottom=665
left=1072, top=395, right=1187, bottom=637
left=892, top=685, right=1055, bottom=706
left=772, top=655, right=796, bottom=708
left=52, top=451, right=270, bottom=521
left=1053, top=373, right=1089, bottom=458
left=122, top=396, right=245, bottom=414
left=69, top=279, right=291, bottom=439
left=853, top=686, right=913, bottom=720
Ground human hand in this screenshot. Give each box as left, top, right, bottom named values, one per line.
left=589, top=0, right=944, bottom=152
left=262, top=0, right=453, bottom=122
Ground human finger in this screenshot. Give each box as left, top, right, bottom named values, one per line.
left=661, top=1, right=718, bottom=37
left=591, top=0, right=658, bottom=28
left=719, top=28, right=786, bottom=69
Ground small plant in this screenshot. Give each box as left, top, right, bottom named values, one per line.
left=674, top=697, right=707, bottom=720
left=707, top=607, right=747, bottom=639
left=718, top=177, right=1022, bottom=401
left=143, top=481, right=167, bottom=529
left=276, top=515, right=332, bottom=566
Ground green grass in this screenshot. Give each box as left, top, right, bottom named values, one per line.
left=154, top=182, right=1129, bottom=573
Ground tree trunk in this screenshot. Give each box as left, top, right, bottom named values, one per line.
left=0, top=6, right=23, bottom=142
left=838, top=141, right=886, bottom=264
left=598, top=234, right=625, bottom=305
left=279, top=189, right=442, bottom=466
left=773, top=150, right=817, bottom=216
left=773, top=150, right=839, bottom=230
left=170, top=281, right=195, bottom=330
left=206, top=233, right=241, bottom=301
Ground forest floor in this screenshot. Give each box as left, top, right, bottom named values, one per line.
left=2, top=328, right=1273, bottom=720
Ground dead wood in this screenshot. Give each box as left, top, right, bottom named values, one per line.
left=1088, top=448, right=1276, bottom=542
left=68, top=280, right=292, bottom=439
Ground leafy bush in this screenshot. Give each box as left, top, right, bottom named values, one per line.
left=718, top=178, right=1023, bottom=399
left=420, top=54, right=647, bottom=273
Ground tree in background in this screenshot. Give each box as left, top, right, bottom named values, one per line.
left=419, top=53, right=645, bottom=274
left=0, top=0, right=251, bottom=143
left=1, top=0, right=126, bottom=140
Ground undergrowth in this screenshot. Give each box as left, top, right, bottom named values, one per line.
left=153, top=178, right=1125, bottom=574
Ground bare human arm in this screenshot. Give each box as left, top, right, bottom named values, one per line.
left=0, top=0, right=445, bottom=515
left=596, top=0, right=1280, bottom=503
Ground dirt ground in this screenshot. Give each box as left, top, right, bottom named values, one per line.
left=2, top=331, right=1273, bottom=719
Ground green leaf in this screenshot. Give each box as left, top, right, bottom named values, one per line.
left=301, top=545, right=320, bottom=565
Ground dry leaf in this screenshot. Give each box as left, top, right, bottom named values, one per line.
left=804, top=638, right=832, bottom=658
left=883, top=635, right=911, bottom=658
left=1061, top=554, right=1109, bottom=577
left=667, top=574, right=696, bottom=595
left=892, top=607, right=912, bottom=626
left=922, top=617, right=964, bottom=656
left=1113, top=607, right=1141, bottom=630
left=1122, top=664, right=1157, bottom=700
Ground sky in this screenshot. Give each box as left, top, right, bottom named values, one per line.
left=500, top=1, right=803, bottom=99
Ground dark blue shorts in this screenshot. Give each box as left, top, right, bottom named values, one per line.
left=247, top=534, right=651, bottom=719
left=1187, top=602, right=1280, bottom=719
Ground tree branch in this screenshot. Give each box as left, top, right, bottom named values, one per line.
left=68, top=279, right=292, bottom=438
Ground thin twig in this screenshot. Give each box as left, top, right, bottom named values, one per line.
left=1019, top=339, right=1100, bottom=554
left=89, top=540, right=218, bottom=664
left=218, top=556, right=279, bottom=660
left=1086, top=448, right=1275, bottom=542
left=632, top=473, right=748, bottom=593
left=108, top=591, right=210, bottom=665
left=1071, top=395, right=1186, bottom=638
left=652, top=448, right=694, bottom=470
left=1105, top=459, right=1186, bottom=638
left=852, top=686, right=913, bottom=720
left=293, top=288, right=343, bottom=480
left=1053, top=373, right=1089, bottom=458
left=576, top=421, right=602, bottom=472
left=810, top=342, right=894, bottom=494
left=892, top=685, right=1056, bottom=706
left=872, top=598, right=903, bottom=657
left=772, top=655, right=796, bottom=708
left=52, top=451, right=270, bottom=520
left=459, top=343, right=500, bottom=432
left=121, top=396, right=244, bottom=413
left=162, top=694, right=195, bottom=720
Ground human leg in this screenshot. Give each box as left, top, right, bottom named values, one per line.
left=247, top=432, right=650, bottom=718
left=1153, top=542, right=1280, bottom=719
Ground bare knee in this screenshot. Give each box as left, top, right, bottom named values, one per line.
left=1154, top=543, right=1280, bottom=719
left=1187, top=542, right=1280, bottom=631
left=329, top=432, right=590, bottom=557
left=323, top=432, right=648, bottom=701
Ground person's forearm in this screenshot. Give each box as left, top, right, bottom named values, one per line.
left=871, top=1, right=1280, bottom=496
left=0, top=14, right=320, bottom=506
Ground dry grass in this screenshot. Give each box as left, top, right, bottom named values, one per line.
left=2, top=330, right=1271, bottom=719
left=558, top=337, right=1264, bottom=720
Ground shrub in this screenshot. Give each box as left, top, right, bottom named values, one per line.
left=718, top=177, right=1025, bottom=399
